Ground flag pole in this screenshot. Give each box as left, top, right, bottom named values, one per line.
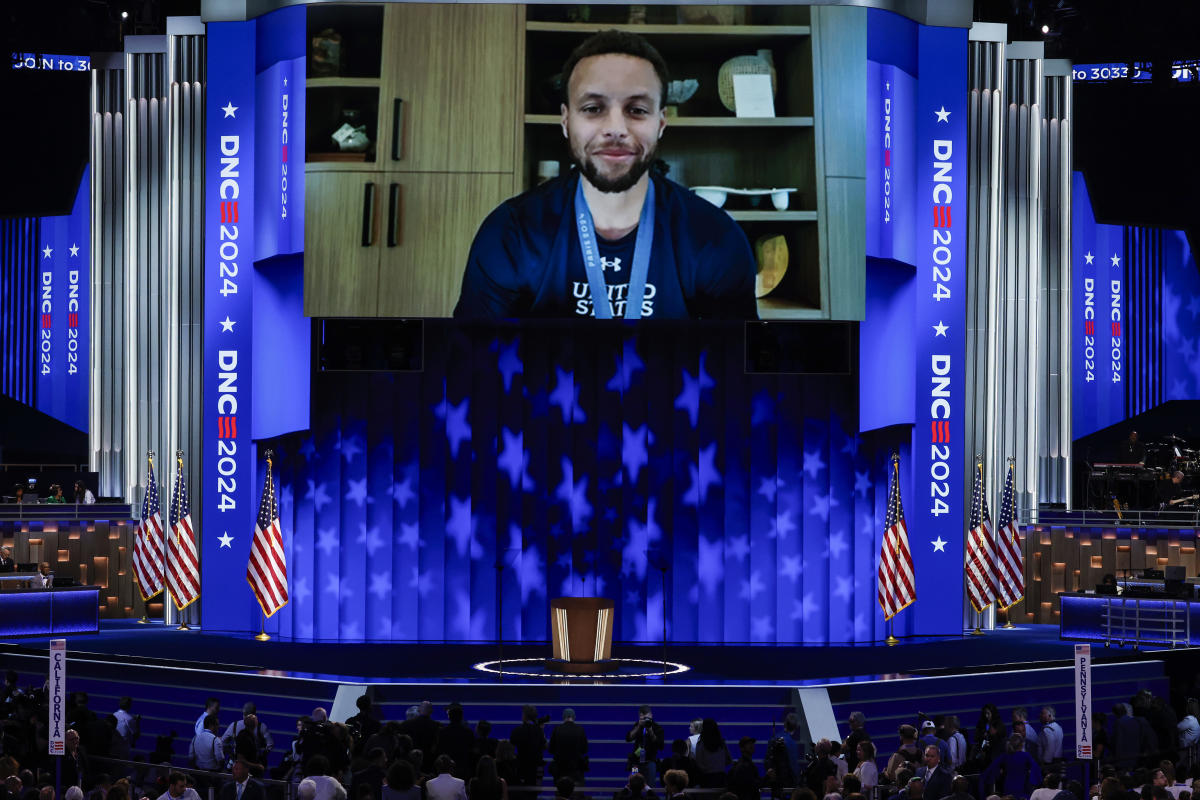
left=254, top=450, right=274, bottom=642
left=175, top=450, right=191, bottom=631
left=1002, top=456, right=1017, bottom=628
left=885, top=453, right=900, bottom=646
left=138, top=451, right=154, bottom=624
left=970, top=457, right=985, bottom=637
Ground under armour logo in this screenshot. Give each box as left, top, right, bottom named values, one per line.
left=600, top=256, right=622, bottom=273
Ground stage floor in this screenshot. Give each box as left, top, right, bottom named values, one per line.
left=2, top=620, right=1192, bottom=685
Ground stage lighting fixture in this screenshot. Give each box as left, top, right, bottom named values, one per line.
left=121, top=11, right=129, bottom=18
left=1041, top=24, right=1050, bottom=34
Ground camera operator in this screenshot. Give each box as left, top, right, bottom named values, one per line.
left=626, top=705, right=665, bottom=783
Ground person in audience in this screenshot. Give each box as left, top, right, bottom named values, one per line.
left=889, top=776, right=924, bottom=800
left=196, top=698, right=220, bottom=737
left=190, top=713, right=224, bottom=771
left=509, top=705, right=546, bottom=786
left=1012, top=709, right=1039, bottom=759
left=62, top=729, right=87, bottom=791
left=73, top=482, right=95, bottom=504
left=221, top=703, right=273, bottom=763
left=768, top=713, right=804, bottom=791
left=46, top=485, right=66, bottom=504
left=886, top=727, right=922, bottom=783
left=439, top=704, right=476, bottom=779
left=695, top=719, right=731, bottom=789
left=1029, top=773, right=1061, bottom=800
left=347, top=696, right=381, bottom=753
left=381, top=760, right=421, bottom=800
left=688, top=720, right=703, bottom=759
left=830, top=741, right=850, bottom=782
left=425, top=756, right=467, bottom=800
left=554, top=778, right=575, bottom=800
left=400, top=701, right=441, bottom=772
left=845, top=713, right=870, bottom=772
left=12, top=487, right=25, bottom=505
left=854, top=741, right=878, bottom=791
left=351, top=748, right=388, bottom=800
left=727, top=737, right=766, bottom=800
left=662, top=738, right=700, bottom=789
left=218, top=759, right=264, bottom=800
left=945, top=717, right=968, bottom=771
left=305, top=756, right=348, bottom=800
left=1178, top=700, right=1200, bottom=770
left=1112, top=704, right=1150, bottom=772
left=548, top=708, right=589, bottom=786
left=494, top=742, right=520, bottom=787
left=1038, top=709, right=1063, bottom=765
left=941, top=776, right=975, bottom=800
left=919, top=720, right=951, bottom=768
left=915, top=745, right=953, bottom=800
left=973, top=706, right=1002, bottom=766
left=663, top=769, right=689, bottom=800
left=112, top=697, right=139, bottom=751
left=156, top=774, right=201, bottom=800
left=472, top=720, right=499, bottom=774
left=613, top=772, right=656, bottom=800
left=468, top=756, right=507, bottom=800
left=627, top=706, right=665, bottom=784
left=981, top=734, right=1042, bottom=800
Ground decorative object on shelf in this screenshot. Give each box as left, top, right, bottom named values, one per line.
left=717, top=50, right=776, bottom=113
left=566, top=5, right=591, bottom=23
left=677, top=6, right=748, bottom=25
left=539, top=73, right=566, bottom=107
left=690, top=186, right=797, bottom=210
left=536, top=160, right=561, bottom=185
left=331, top=123, right=370, bottom=153
left=627, top=5, right=647, bottom=24
left=665, top=79, right=699, bottom=117
left=311, top=29, right=342, bottom=77
left=754, top=233, right=789, bottom=298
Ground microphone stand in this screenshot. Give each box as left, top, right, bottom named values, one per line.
left=648, top=549, right=669, bottom=674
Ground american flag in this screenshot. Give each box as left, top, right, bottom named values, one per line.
left=166, top=454, right=201, bottom=610
left=994, top=460, right=1025, bottom=610
left=131, top=458, right=165, bottom=602
left=877, top=456, right=916, bottom=620
left=965, top=462, right=998, bottom=613
left=247, top=453, right=288, bottom=617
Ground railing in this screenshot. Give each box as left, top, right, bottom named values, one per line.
left=1021, top=506, right=1200, bottom=529
left=0, top=502, right=134, bottom=521
left=88, top=756, right=296, bottom=800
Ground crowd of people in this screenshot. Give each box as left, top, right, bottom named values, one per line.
left=3, top=673, right=1199, bottom=800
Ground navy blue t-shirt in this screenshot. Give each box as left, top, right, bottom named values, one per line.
left=454, top=171, right=757, bottom=320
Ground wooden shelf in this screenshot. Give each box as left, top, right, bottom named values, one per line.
left=727, top=210, right=817, bottom=222
left=756, top=298, right=824, bottom=319
left=525, top=114, right=812, bottom=127
left=307, top=77, right=381, bottom=89
left=527, top=22, right=810, bottom=36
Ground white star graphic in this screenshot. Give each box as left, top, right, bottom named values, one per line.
left=69, top=243, right=79, bottom=257
left=222, top=101, right=238, bottom=118
left=219, top=317, right=236, bottom=332
left=933, top=320, right=948, bottom=337
left=42, top=246, right=52, bottom=259
left=1084, top=251, right=1094, bottom=265
left=283, top=77, right=288, bottom=87
left=931, top=536, right=948, bottom=552
left=1110, top=253, right=1121, bottom=267
left=886, top=82, right=891, bottom=91
left=935, top=106, right=951, bottom=122
left=217, top=532, right=234, bottom=549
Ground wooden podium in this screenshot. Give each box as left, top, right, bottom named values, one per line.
left=547, top=597, right=617, bottom=674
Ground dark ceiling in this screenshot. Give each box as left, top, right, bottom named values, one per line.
left=0, top=0, right=1196, bottom=233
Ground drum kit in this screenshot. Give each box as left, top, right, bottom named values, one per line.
left=1089, top=433, right=1200, bottom=512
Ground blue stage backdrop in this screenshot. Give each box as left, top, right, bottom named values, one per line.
left=0, top=217, right=40, bottom=407
left=1142, top=228, right=1200, bottom=404
left=244, top=322, right=908, bottom=644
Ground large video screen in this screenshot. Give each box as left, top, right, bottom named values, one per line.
left=297, top=4, right=826, bottom=321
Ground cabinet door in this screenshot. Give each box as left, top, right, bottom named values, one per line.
left=304, top=170, right=384, bottom=317
left=375, top=173, right=511, bottom=317
left=381, top=4, right=520, bottom=173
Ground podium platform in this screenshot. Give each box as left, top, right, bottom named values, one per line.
left=548, top=596, right=616, bottom=674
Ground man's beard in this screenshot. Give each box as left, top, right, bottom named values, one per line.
left=573, top=139, right=658, bottom=193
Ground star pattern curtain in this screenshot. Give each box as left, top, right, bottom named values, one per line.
left=262, top=321, right=907, bottom=644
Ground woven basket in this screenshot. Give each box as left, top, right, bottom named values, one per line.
left=717, top=49, right=776, bottom=112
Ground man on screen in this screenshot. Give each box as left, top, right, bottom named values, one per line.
left=454, top=30, right=757, bottom=320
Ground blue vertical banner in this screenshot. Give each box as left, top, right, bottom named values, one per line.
left=254, top=5, right=305, bottom=262
left=1071, top=172, right=1126, bottom=438
left=910, top=23, right=967, bottom=635
left=35, top=167, right=89, bottom=431
left=202, top=20, right=257, bottom=631
left=865, top=61, right=917, bottom=263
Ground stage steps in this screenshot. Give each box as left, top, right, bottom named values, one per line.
left=2, top=649, right=1169, bottom=796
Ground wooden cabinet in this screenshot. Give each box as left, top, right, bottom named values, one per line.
left=381, top=4, right=521, bottom=173
left=304, top=3, right=521, bottom=317
left=304, top=170, right=386, bottom=316
left=376, top=173, right=511, bottom=317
